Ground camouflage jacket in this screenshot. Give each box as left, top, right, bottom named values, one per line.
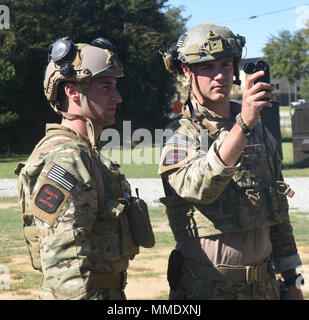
left=16, top=124, right=138, bottom=299
left=158, top=100, right=301, bottom=273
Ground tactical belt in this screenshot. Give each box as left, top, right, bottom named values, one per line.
left=89, top=271, right=127, bottom=290
left=183, top=258, right=272, bottom=284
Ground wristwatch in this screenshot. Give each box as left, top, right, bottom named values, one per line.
left=284, top=274, right=305, bottom=288
left=236, top=113, right=252, bottom=138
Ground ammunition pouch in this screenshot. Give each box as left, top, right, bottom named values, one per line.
left=126, top=197, right=155, bottom=248
left=89, top=198, right=139, bottom=262
left=161, top=183, right=290, bottom=241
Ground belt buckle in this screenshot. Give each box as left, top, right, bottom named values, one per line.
left=246, top=266, right=260, bottom=283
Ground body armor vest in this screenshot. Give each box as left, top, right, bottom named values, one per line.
left=16, top=129, right=139, bottom=271
left=88, top=155, right=139, bottom=262
left=160, top=106, right=291, bottom=241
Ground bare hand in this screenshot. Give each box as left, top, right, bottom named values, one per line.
left=241, top=71, right=274, bottom=130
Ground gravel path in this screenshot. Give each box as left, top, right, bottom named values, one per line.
left=1, top=177, right=309, bottom=212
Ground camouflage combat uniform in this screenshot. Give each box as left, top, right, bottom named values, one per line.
left=16, top=124, right=139, bottom=300
left=16, top=37, right=154, bottom=300
left=159, top=100, right=302, bottom=300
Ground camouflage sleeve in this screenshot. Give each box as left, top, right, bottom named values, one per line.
left=262, top=126, right=302, bottom=273
left=270, top=220, right=302, bottom=273
left=159, top=121, right=238, bottom=204
left=29, top=140, right=98, bottom=299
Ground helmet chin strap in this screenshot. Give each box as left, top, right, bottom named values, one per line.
left=51, top=81, right=98, bottom=155
left=187, top=68, right=205, bottom=106
left=80, top=93, right=97, bottom=153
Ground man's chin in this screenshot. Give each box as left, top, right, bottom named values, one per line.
left=209, top=93, right=229, bottom=103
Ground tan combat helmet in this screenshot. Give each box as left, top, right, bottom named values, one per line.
left=160, top=24, right=245, bottom=85
left=43, top=37, right=124, bottom=151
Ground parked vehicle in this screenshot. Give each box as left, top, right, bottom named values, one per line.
left=291, top=99, right=306, bottom=107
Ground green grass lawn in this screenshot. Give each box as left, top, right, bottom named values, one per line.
left=0, top=197, right=308, bottom=299
left=0, top=154, right=28, bottom=179
left=0, top=198, right=173, bottom=299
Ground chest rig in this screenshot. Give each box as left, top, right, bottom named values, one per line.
left=88, top=154, right=139, bottom=263
left=160, top=103, right=294, bottom=241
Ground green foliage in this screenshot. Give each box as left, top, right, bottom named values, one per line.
left=0, top=0, right=187, bottom=152
left=300, top=76, right=309, bottom=100
left=263, top=30, right=308, bottom=85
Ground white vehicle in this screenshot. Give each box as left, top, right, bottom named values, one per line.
left=290, top=99, right=306, bottom=107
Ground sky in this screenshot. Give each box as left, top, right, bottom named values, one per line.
left=166, top=0, right=309, bottom=58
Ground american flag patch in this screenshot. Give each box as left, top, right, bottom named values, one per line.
left=46, top=165, right=77, bottom=192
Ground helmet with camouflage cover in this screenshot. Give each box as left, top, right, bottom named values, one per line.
left=43, top=37, right=124, bottom=151
left=44, top=37, right=124, bottom=107
left=160, top=24, right=245, bottom=85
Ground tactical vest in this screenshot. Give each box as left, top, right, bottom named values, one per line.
left=88, top=155, right=139, bottom=262
left=160, top=106, right=293, bottom=241
left=16, top=129, right=154, bottom=271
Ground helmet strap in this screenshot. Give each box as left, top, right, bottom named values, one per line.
left=80, top=85, right=98, bottom=154
left=188, top=68, right=205, bottom=106
left=52, top=80, right=99, bottom=155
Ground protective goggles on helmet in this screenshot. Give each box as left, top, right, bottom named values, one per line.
left=92, top=37, right=118, bottom=54
left=91, top=37, right=123, bottom=71
left=48, top=37, right=77, bottom=77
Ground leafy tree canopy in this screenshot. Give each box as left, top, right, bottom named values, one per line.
left=0, top=0, right=189, bottom=152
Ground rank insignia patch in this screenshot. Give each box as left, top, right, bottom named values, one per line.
left=35, top=184, right=64, bottom=214
left=46, top=165, right=77, bottom=191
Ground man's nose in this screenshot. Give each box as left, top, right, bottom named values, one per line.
left=113, top=88, right=122, bottom=104
left=214, top=68, right=224, bottom=80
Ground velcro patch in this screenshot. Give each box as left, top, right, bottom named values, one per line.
left=46, top=164, right=77, bottom=191
left=158, top=145, right=192, bottom=175
left=163, top=149, right=188, bottom=166
left=35, top=184, right=64, bottom=214
left=31, top=174, right=72, bottom=226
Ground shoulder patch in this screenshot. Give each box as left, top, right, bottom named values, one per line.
left=46, top=164, right=77, bottom=191
left=30, top=165, right=77, bottom=226
left=163, top=148, right=188, bottom=166
left=34, top=184, right=64, bottom=214
left=158, top=145, right=192, bottom=175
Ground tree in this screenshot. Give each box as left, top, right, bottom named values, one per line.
left=263, top=29, right=308, bottom=105
left=299, top=20, right=309, bottom=100
left=0, top=0, right=188, bottom=152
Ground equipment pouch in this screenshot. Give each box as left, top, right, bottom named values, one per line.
left=167, top=250, right=184, bottom=291
left=16, top=163, right=42, bottom=271
left=267, top=186, right=289, bottom=222
left=126, top=197, right=155, bottom=248
left=90, top=198, right=139, bottom=261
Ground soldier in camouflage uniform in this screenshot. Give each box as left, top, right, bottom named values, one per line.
left=15, top=37, right=154, bottom=300
left=159, top=24, right=304, bottom=300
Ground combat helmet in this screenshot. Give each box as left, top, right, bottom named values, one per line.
left=160, top=24, right=245, bottom=85
left=43, top=37, right=124, bottom=151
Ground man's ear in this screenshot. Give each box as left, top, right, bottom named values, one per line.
left=181, top=63, right=191, bottom=80
left=64, top=82, right=81, bottom=103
